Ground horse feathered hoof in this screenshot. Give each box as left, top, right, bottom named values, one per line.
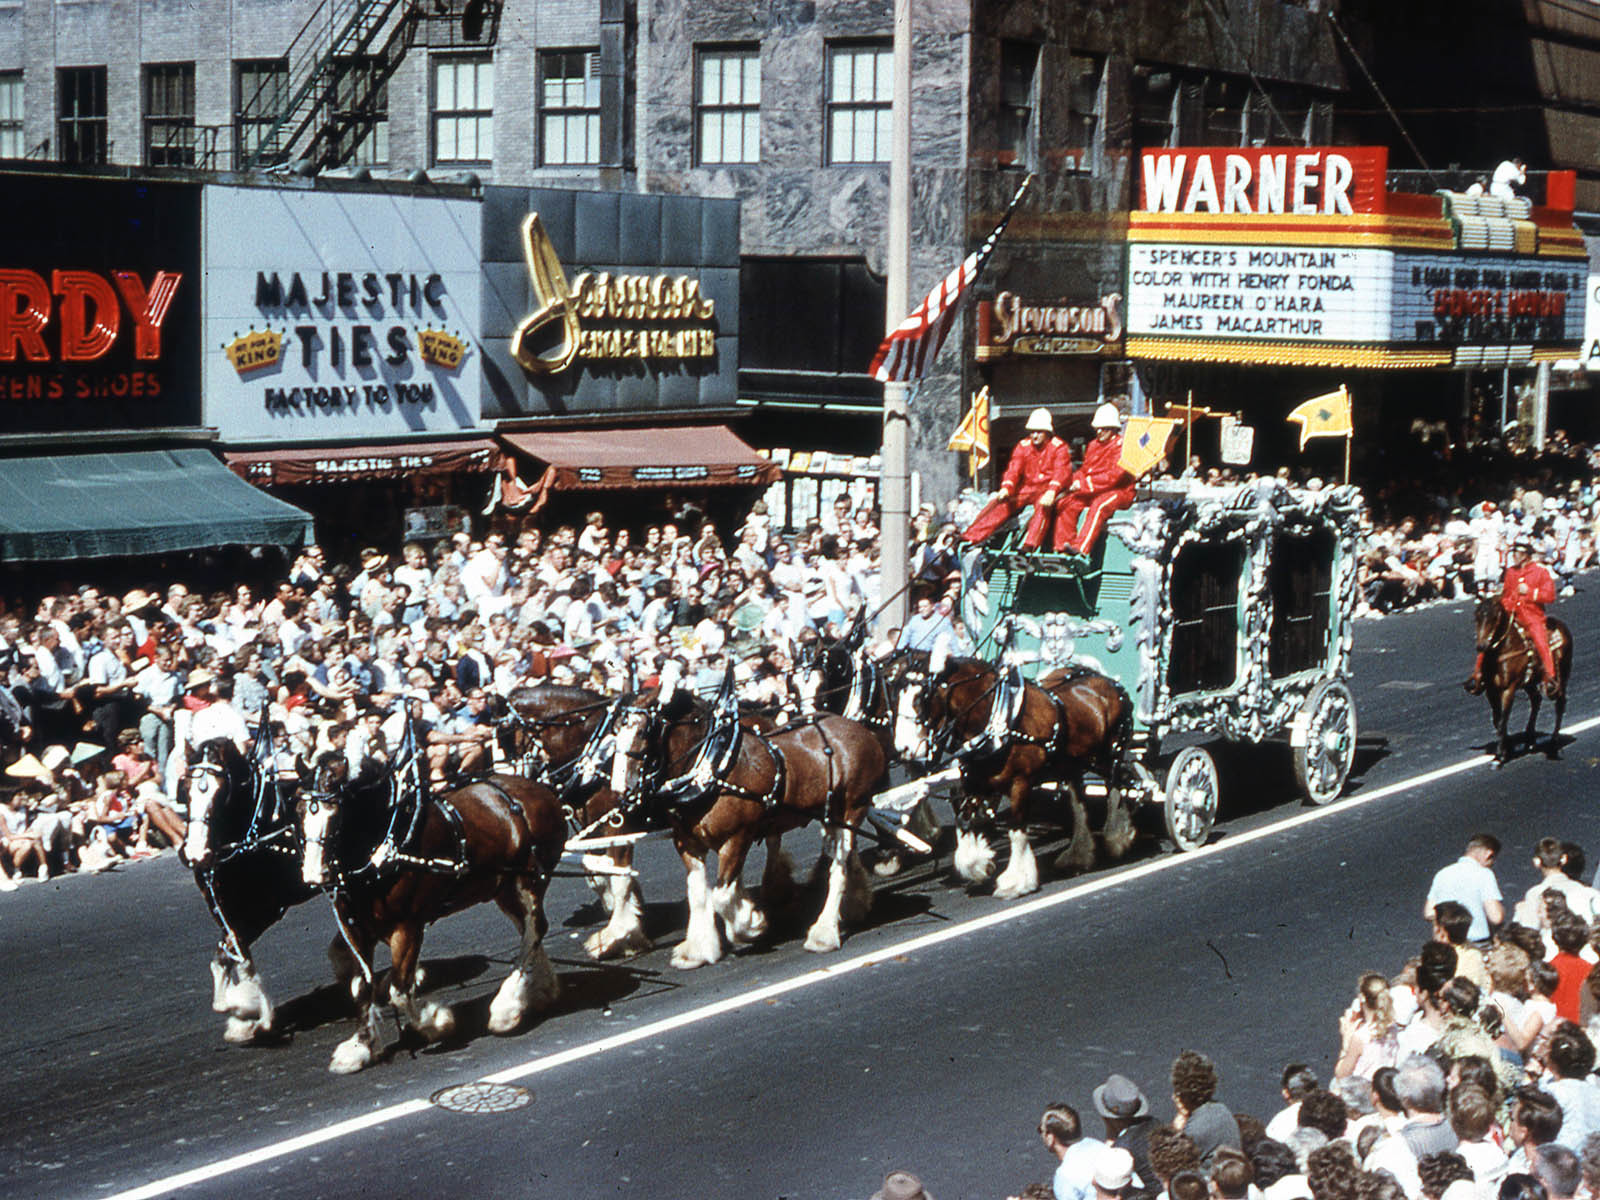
left=1490, top=758, right=1504, bottom=770
left=1463, top=677, right=1485, bottom=695
left=329, top=1031, right=377, bottom=1074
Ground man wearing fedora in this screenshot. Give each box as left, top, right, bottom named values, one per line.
left=1095, top=1074, right=1159, bottom=1200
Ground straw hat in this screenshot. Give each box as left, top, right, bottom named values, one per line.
left=5, top=753, right=51, bottom=782
left=70, top=742, right=107, bottom=766
left=40, top=745, right=71, bottom=772
left=185, top=668, right=217, bottom=691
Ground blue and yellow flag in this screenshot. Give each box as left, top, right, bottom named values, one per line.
left=1286, top=385, right=1352, bottom=451
left=1120, top=416, right=1180, bottom=478
left=947, top=385, right=991, bottom=469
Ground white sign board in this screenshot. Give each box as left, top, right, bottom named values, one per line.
left=1126, top=244, right=1392, bottom=343
left=202, top=185, right=485, bottom=443
left=1219, top=415, right=1255, bottom=466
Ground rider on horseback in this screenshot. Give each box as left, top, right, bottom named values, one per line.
left=1469, top=537, right=1559, bottom=698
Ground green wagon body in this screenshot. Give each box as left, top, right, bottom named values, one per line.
left=959, top=478, right=1363, bottom=840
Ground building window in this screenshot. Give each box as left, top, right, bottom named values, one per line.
left=696, top=46, right=760, bottom=165
left=1200, top=76, right=1249, bottom=147
left=1131, top=63, right=1178, bottom=156
left=825, top=42, right=891, bottom=164
left=0, top=72, right=22, bottom=159
left=998, top=41, right=1037, bottom=167
left=433, top=55, right=493, bottom=165
left=235, top=59, right=287, bottom=166
left=540, top=49, right=600, bottom=166
left=331, top=57, right=389, bottom=167
left=58, top=67, right=108, bottom=165
left=1064, top=54, right=1102, bottom=174
left=144, top=62, right=196, bottom=167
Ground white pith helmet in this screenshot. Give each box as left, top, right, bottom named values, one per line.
left=1092, top=402, right=1123, bottom=430
left=1025, top=407, right=1053, bottom=433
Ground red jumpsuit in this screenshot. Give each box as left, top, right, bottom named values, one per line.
left=1502, top=559, right=1558, bottom=681
left=1056, top=433, right=1135, bottom=553
left=962, top=435, right=1073, bottom=550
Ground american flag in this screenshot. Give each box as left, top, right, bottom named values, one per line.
left=869, top=174, right=1034, bottom=383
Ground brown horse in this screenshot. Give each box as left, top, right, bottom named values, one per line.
left=1470, top=597, right=1572, bottom=764
left=893, top=655, right=1133, bottom=897
left=298, top=754, right=567, bottom=1073
left=498, top=683, right=661, bottom=960
left=610, top=679, right=888, bottom=967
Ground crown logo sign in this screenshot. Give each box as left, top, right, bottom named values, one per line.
left=224, top=328, right=284, bottom=376
left=418, top=328, right=467, bottom=370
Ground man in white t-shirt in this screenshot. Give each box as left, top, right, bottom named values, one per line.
left=1425, top=833, right=1504, bottom=943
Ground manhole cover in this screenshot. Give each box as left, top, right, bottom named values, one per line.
left=430, top=1082, right=533, bottom=1114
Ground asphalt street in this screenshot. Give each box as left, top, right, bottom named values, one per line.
left=4, top=585, right=1599, bottom=1200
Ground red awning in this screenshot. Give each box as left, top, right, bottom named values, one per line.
left=499, top=426, right=778, bottom=497
left=225, top=439, right=502, bottom=486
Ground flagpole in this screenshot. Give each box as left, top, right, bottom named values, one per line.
left=878, top=0, right=913, bottom=634
left=1185, top=389, right=1194, bottom=472
left=1343, top=386, right=1352, bottom=485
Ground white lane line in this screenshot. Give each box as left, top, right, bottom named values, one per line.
left=102, top=714, right=1600, bottom=1200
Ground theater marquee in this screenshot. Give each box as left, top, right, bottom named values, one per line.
left=1125, top=147, right=1588, bottom=369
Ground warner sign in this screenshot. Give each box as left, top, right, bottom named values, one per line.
left=1139, top=147, right=1389, bottom=216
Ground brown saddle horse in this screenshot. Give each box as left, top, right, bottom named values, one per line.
left=1470, top=597, right=1572, bottom=764
left=297, top=754, right=567, bottom=1073
left=895, top=655, right=1133, bottom=897
left=610, top=679, right=888, bottom=968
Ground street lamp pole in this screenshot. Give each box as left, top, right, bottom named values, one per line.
left=879, top=0, right=913, bottom=634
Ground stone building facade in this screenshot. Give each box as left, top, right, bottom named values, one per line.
left=4, top=0, right=1416, bottom=503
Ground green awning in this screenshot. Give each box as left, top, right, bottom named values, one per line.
left=0, top=448, right=313, bottom=562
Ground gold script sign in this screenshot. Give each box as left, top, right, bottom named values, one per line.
left=511, top=214, right=718, bottom=376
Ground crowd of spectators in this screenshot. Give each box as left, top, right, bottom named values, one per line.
left=1353, top=433, right=1600, bottom=617
left=905, top=829, right=1600, bottom=1200
left=0, top=492, right=984, bottom=884
left=1, top=425, right=1595, bottom=886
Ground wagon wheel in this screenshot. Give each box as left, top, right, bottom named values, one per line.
left=1292, top=680, right=1358, bottom=806
left=1163, top=745, right=1219, bottom=853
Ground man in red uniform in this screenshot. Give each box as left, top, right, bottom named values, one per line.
left=1056, top=403, right=1136, bottom=555
left=961, top=407, right=1073, bottom=551
left=1470, top=537, right=1559, bottom=697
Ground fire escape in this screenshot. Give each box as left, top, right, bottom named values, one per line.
left=239, top=0, right=503, bottom=173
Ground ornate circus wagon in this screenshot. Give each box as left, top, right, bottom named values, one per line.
left=961, top=476, right=1364, bottom=850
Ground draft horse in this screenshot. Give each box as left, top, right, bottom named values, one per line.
left=499, top=681, right=670, bottom=961
left=611, top=677, right=888, bottom=967
left=1471, top=596, right=1573, bottom=764
left=180, top=736, right=321, bottom=1043
left=297, top=753, right=567, bottom=1073
left=893, top=654, right=1133, bottom=897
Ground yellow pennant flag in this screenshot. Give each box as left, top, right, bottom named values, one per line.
left=947, top=385, right=991, bottom=468
left=1120, top=416, right=1180, bottom=478
left=1286, top=385, right=1352, bottom=450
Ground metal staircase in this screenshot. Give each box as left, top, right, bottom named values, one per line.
left=239, top=0, right=502, bottom=174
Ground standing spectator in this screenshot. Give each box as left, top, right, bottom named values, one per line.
left=1540, top=1025, right=1600, bottom=1151
left=1094, top=1075, right=1158, bottom=1200
left=1549, top=918, right=1591, bottom=1024
left=1507, top=1089, right=1564, bottom=1174
left=1266, top=1066, right=1321, bottom=1142
left=1335, top=973, right=1401, bottom=1080
left=1170, top=1050, right=1241, bottom=1166
left=1040, top=1103, right=1108, bottom=1200
left=1094, top=1148, right=1138, bottom=1200
left=1427, top=835, right=1505, bottom=944
left=1515, top=838, right=1600, bottom=927
left=1532, top=1145, right=1582, bottom=1200
left=897, top=595, right=953, bottom=653
left=1433, top=901, right=1492, bottom=991
left=1396, top=1055, right=1459, bottom=1159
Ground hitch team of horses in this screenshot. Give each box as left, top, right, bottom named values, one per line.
left=171, top=475, right=1571, bottom=1073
